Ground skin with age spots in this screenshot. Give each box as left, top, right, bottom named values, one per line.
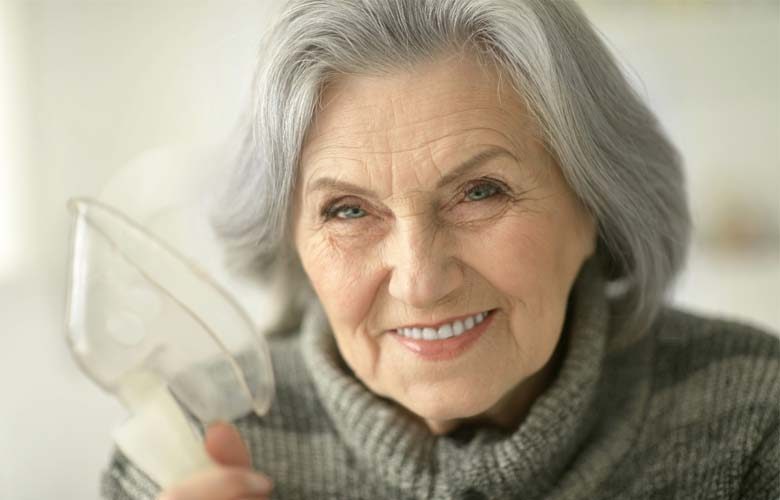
left=291, top=51, right=597, bottom=436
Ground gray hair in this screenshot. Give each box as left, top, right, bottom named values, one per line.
left=211, top=0, right=690, bottom=336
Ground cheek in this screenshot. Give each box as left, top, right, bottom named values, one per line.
left=459, top=212, right=574, bottom=357
left=463, top=214, right=555, bottom=299
left=299, top=234, right=375, bottom=317
left=298, top=232, right=394, bottom=386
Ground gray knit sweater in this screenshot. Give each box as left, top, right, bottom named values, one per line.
left=101, top=264, right=780, bottom=500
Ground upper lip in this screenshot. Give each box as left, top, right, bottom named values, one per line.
left=389, top=309, right=493, bottom=331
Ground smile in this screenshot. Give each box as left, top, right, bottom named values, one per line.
left=394, top=309, right=492, bottom=340
left=390, top=309, right=496, bottom=361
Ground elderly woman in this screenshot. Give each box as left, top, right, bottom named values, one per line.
left=102, top=1, right=779, bottom=499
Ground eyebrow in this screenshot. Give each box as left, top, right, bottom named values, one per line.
left=305, top=146, right=517, bottom=198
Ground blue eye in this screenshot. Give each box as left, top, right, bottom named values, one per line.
left=323, top=204, right=366, bottom=221
left=465, top=182, right=502, bottom=201
left=337, top=206, right=365, bottom=219
left=321, top=180, right=507, bottom=223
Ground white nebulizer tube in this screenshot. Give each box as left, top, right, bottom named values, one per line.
left=64, top=198, right=275, bottom=488
left=112, top=372, right=214, bottom=487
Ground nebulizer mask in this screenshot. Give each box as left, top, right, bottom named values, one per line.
left=63, top=147, right=275, bottom=488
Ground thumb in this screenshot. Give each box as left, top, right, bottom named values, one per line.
left=204, top=421, right=252, bottom=468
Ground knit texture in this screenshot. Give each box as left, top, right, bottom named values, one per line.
left=101, top=263, right=780, bottom=500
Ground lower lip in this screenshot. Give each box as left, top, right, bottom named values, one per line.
left=390, top=310, right=495, bottom=361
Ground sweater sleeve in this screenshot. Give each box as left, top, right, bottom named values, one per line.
left=737, top=421, right=780, bottom=500
left=100, top=448, right=162, bottom=500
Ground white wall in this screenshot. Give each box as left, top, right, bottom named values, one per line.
left=1, top=2, right=778, bottom=500
left=0, top=0, right=28, bottom=279
left=24, top=0, right=283, bottom=282
left=1, top=2, right=281, bottom=499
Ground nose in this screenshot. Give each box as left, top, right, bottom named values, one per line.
left=386, top=217, right=463, bottom=309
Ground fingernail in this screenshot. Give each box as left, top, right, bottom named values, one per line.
left=247, top=473, right=273, bottom=494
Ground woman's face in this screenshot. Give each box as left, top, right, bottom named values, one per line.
left=292, top=53, right=596, bottom=434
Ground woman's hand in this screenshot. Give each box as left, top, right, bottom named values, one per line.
left=157, top=421, right=274, bottom=500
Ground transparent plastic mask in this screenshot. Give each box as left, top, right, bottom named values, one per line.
left=64, top=197, right=274, bottom=424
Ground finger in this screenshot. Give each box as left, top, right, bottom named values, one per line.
left=205, top=421, right=252, bottom=468
left=159, top=466, right=273, bottom=500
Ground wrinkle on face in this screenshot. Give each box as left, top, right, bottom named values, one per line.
left=303, top=119, right=530, bottom=169
left=291, top=52, right=597, bottom=434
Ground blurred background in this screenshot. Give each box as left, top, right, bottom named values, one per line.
left=1, top=1, right=778, bottom=498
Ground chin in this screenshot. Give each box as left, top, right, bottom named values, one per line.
left=400, top=385, right=499, bottom=424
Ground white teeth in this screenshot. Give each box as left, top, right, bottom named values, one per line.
left=396, top=310, right=491, bottom=341
left=437, top=324, right=454, bottom=339
left=452, top=320, right=464, bottom=336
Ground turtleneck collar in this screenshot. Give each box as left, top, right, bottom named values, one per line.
left=299, top=259, right=630, bottom=499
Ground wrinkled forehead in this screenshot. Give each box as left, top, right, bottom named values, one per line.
left=300, top=54, right=540, bottom=165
